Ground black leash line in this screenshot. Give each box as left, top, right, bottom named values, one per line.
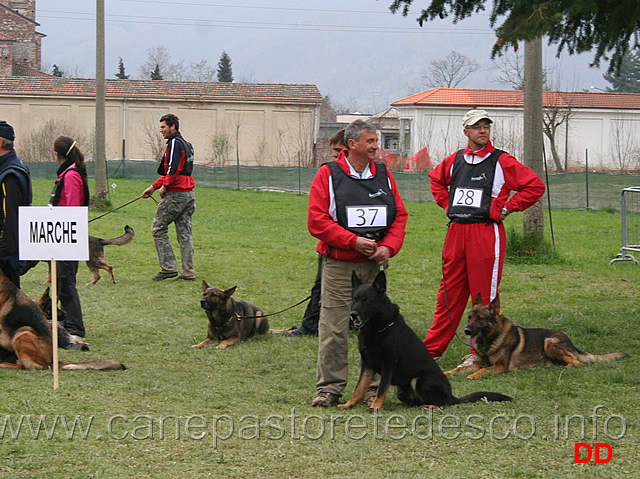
left=89, top=195, right=158, bottom=223
left=238, top=294, right=312, bottom=320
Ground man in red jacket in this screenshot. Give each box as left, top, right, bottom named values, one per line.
left=308, top=119, right=407, bottom=407
left=425, top=109, right=546, bottom=366
left=142, top=113, right=196, bottom=281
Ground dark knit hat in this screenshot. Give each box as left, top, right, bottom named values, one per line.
left=0, top=121, right=15, bottom=141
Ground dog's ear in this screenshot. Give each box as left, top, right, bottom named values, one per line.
left=351, top=271, right=361, bottom=289
left=489, top=294, right=500, bottom=314
left=44, top=287, right=50, bottom=296
left=373, top=270, right=386, bottom=293
left=202, top=280, right=209, bottom=292
left=224, top=286, right=237, bottom=298
left=474, top=292, right=483, bottom=306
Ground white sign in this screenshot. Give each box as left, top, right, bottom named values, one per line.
left=346, top=205, right=388, bottom=228
left=18, top=206, right=89, bottom=261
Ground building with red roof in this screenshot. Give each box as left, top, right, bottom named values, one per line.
left=392, top=88, right=640, bottom=172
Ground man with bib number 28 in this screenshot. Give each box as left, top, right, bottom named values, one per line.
left=307, top=119, right=407, bottom=407
left=425, top=109, right=545, bottom=367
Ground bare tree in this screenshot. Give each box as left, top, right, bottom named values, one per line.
left=209, top=131, right=232, bottom=167
left=490, top=49, right=525, bottom=89
left=140, top=119, right=165, bottom=161
left=20, top=118, right=90, bottom=163
left=610, top=115, right=640, bottom=173
left=542, top=92, right=573, bottom=173
left=188, top=60, right=216, bottom=82
left=422, top=50, right=480, bottom=88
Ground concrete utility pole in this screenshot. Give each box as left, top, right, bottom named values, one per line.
left=523, top=37, right=545, bottom=243
left=94, top=0, right=107, bottom=204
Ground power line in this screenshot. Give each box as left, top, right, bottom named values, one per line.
left=38, top=11, right=493, bottom=35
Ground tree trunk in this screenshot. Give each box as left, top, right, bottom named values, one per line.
left=93, top=0, right=108, bottom=206
left=523, top=38, right=545, bottom=244
left=543, top=129, right=565, bottom=173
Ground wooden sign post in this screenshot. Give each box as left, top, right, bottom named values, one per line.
left=18, top=206, right=89, bottom=389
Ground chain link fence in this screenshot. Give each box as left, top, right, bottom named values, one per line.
left=26, top=160, right=640, bottom=211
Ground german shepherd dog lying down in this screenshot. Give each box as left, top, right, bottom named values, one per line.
left=338, top=271, right=512, bottom=412
left=0, top=271, right=125, bottom=370
left=445, top=294, right=629, bottom=380
left=193, top=281, right=271, bottom=350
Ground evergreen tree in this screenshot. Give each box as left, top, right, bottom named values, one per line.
left=150, top=64, right=163, bottom=80
left=603, top=50, right=640, bottom=92
left=217, top=51, right=233, bottom=83
left=115, top=57, right=130, bottom=79
left=52, top=64, right=64, bottom=77
left=389, top=0, right=640, bottom=73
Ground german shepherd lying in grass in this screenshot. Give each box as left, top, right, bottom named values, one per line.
left=193, top=281, right=270, bottom=350
left=0, top=271, right=125, bottom=370
left=338, top=271, right=512, bottom=412
left=445, top=294, right=629, bottom=379
left=86, top=225, right=134, bottom=284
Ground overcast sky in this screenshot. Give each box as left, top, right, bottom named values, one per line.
left=36, top=0, right=609, bottom=113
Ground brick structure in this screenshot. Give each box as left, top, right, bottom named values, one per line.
left=0, top=0, right=44, bottom=76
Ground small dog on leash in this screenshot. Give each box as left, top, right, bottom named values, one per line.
left=86, top=225, right=134, bottom=284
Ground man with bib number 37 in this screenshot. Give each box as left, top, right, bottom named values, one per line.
left=425, top=109, right=545, bottom=367
left=307, top=119, right=407, bottom=407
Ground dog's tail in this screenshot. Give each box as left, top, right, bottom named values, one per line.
left=456, top=391, right=513, bottom=404
left=60, top=360, right=126, bottom=371
left=99, top=225, right=134, bottom=246
left=576, top=351, right=630, bottom=362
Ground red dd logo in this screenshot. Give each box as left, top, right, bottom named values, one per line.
left=574, top=443, right=613, bottom=463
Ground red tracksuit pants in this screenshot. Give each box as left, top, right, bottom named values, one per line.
left=424, top=221, right=506, bottom=357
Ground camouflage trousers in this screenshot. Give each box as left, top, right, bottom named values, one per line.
left=151, top=190, right=196, bottom=278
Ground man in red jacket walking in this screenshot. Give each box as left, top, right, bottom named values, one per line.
left=425, top=109, right=545, bottom=366
left=142, top=113, right=196, bottom=281
left=308, top=119, right=407, bottom=407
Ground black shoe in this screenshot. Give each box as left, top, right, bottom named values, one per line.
left=178, top=274, right=196, bottom=281
left=285, top=325, right=317, bottom=337
left=152, top=271, right=178, bottom=281
left=311, top=392, right=340, bottom=407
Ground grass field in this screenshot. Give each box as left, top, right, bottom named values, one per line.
left=1, top=178, right=638, bottom=478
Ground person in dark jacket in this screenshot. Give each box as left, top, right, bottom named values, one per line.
left=0, top=120, right=32, bottom=288
left=142, top=113, right=196, bottom=281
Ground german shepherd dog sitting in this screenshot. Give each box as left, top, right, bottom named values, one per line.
left=445, top=294, right=629, bottom=380
left=338, top=271, right=512, bottom=412
left=0, top=271, right=125, bottom=370
left=86, top=225, right=134, bottom=284
left=193, top=281, right=270, bottom=350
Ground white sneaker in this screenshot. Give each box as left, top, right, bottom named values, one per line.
left=456, top=354, right=475, bottom=368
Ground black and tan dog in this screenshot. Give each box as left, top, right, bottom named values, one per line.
left=86, top=225, right=134, bottom=284
left=193, top=281, right=271, bottom=350
left=338, top=271, right=512, bottom=412
left=445, top=294, right=629, bottom=379
left=0, top=271, right=125, bottom=370
left=37, top=287, right=89, bottom=351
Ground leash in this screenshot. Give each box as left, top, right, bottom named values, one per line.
left=89, top=195, right=158, bottom=223
left=237, top=294, right=312, bottom=320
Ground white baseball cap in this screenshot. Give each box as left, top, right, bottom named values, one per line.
left=462, top=109, right=493, bottom=128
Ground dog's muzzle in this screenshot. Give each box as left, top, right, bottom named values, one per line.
left=350, top=311, right=364, bottom=329
left=200, top=299, right=209, bottom=310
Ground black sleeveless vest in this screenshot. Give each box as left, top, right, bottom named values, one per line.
left=327, top=160, right=397, bottom=241
left=447, top=149, right=502, bottom=223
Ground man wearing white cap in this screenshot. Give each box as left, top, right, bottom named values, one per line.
left=0, top=121, right=32, bottom=287
left=424, top=109, right=545, bottom=365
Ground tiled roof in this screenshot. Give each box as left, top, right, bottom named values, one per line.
left=392, top=88, right=640, bottom=110
left=0, top=76, right=323, bottom=103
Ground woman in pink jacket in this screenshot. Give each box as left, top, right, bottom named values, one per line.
left=50, top=136, right=90, bottom=341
